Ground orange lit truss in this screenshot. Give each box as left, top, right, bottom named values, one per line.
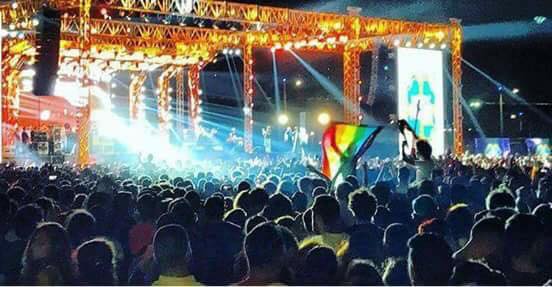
left=1, top=0, right=463, bottom=165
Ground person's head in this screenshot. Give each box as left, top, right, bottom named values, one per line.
left=64, top=209, right=96, bottom=248
left=446, top=203, right=474, bottom=245
left=336, top=182, right=354, bottom=202
left=407, top=233, right=453, bottom=286
left=453, top=216, right=504, bottom=262
left=22, top=222, right=74, bottom=285
left=345, top=175, right=360, bottom=190
left=384, top=223, right=411, bottom=259
left=416, top=140, right=432, bottom=160
left=485, top=190, right=515, bottom=210
left=312, top=195, right=341, bottom=234
left=312, top=186, right=326, bottom=198
left=398, top=166, right=410, bottom=184
left=243, top=222, right=295, bottom=282
left=297, top=177, right=313, bottom=195
left=14, top=204, right=44, bottom=240
left=204, top=196, right=225, bottom=221
left=345, top=259, right=382, bottom=286
left=224, top=208, right=247, bottom=229
left=76, top=238, right=117, bottom=285
left=450, top=184, right=468, bottom=205
left=411, top=194, right=437, bottom=222
left=169, top=197, right=197, bottom=228
left=383, top=258, right=410, bottom=286
left=262, top=193, right=293, bottom=221
left=277, top=180, right=295, bottom=196
left=245, top=215, right=268, bottom=234
left=184, top=190, right=201, bottom=212
left=371, top=182, right=391, bottom=206
left=449, top=260, right=507, bottom=286
left=301, top=246, right=338, bottom=285
left=153, top=224, right=192, bottom=274
left=248, top=188, right=269, bottom=215
left=504, top=213, right=544, bottom=263
left=263, top=181, right=278, bottom=195
left=291, top=191, right=308, bottom=213
left=418, top=180, right=435, bottom=197
left=348, top=188, right=377, bottom=222
left=136, top=193, right=158, bottom=222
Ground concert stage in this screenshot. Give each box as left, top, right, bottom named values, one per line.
left=1, top=0, right=464, bottom=164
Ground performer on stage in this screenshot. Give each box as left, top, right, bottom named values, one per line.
left=284, top=126, right=300, bottom=154
left=262, top=126, right=272, bottom=154
left=227, top=128, right=243, bottom=151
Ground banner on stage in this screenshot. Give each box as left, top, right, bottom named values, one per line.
left=397, top=47, right=445, bottom=155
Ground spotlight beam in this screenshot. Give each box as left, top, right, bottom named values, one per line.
left=460, top=56, right=552, bottom=124
left=271, top=51, right=282, bottom=113
left=289, top=50, right=378, bottom=123
left=224, top=54, right=243, bottom=107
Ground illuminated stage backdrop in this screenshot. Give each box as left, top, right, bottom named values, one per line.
left=475, top=138, right=511, bottom=158
left=525, top=138, right=551, bottom=157
left=397, top=48, right=445, bottom=155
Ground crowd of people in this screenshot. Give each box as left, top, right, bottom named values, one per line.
left=0, top=140, right=551, bottom=286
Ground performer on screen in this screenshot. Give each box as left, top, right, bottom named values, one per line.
left=407, top=75, right=436, bottom=140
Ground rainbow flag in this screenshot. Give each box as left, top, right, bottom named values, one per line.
left=321, top=123, right=383, bottom=180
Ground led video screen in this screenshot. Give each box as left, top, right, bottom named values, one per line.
left=397, top=47, right=445, bottom=155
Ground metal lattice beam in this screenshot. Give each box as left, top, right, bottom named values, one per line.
left=243, top=45, right=254, bottom=153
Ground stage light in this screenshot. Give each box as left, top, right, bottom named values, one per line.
left=155, top=89, right=161, bottom=95
left=295, top=79, right=303, bottom=87
left=270, top=47, right=277, bottom=53
left=339, top=35, right=348, bottom=43
left=284, top=42, right=292, bottom=50
left=512, top=88, right=519, bottom=94
left=429, top=43, right=436, bottom=49
left=21, top=69, right=36, bottom=77
left=140, top=87, right=146, bottom=92
left=417, top=42, right=423, bottom=48
left=318, top=113, right=330, bottom=125
left=510, top=114, right=517, bottom=120
left=9, top=23, right=15, bottom=30
left=235, top=49, right=241, bottom=55
left=440, top=43, right=447, bottom=49
left=168, top=87, right=174, bottom=93
left=17, top=32, right=24, bottom=39
left=278, top=114, right=289, bottom=125
left=100, top=8, right=107, bottom=15
left=198, top=89, right=203, bottom=95
left=534, top=16, right=546, bottom=24
left=228, top=49, right=234, bottom=55
left=222, top=48, right=229, bottom=54
left=469, top=100, right=482, bottom=110
left=32, top=18, right=40, bottom=26
left=21, top=79, right=33, bottom=92
left=327, top=37, right=336, bottom=44
left=11, top=1, right=17, bottom=9
left=40, top=110, right=51, bottom=121
left=405, top=41, right=412, bottom=47
left=393, top=39, right=400, bottom=47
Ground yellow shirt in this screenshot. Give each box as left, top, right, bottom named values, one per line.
left=299, top=232, right=349, bottom=255
left=153, top=275, right=202, bottom=286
